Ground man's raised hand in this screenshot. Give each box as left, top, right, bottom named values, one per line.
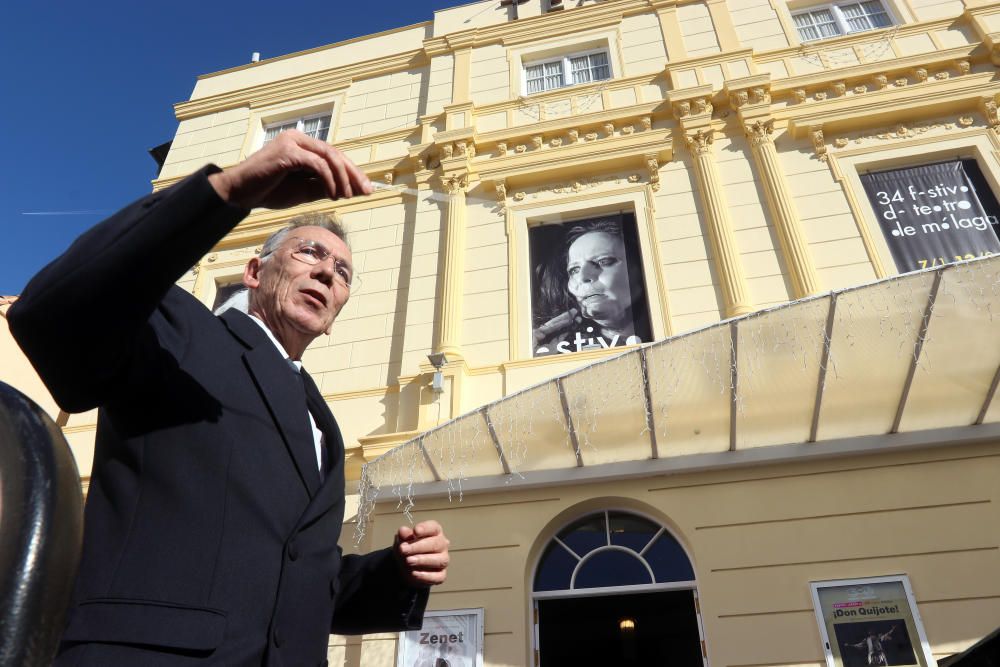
left=208, top=130, right=372, bottom=209
left=394, top=521, right=450, bottom=587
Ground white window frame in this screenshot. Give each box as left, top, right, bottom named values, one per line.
left=262, top=111, right=332, bottom=145
left=791, top=0, right=894, bottom=42
left=521, top=47, right=612, bottom=95
left=528, top=508, right=708, bottom=667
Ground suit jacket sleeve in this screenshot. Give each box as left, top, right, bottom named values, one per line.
left=8, top=166, right=249, bottom=413
left=331, top=546, right=429, bottom=634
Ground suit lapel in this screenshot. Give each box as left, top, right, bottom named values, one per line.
left=221, top=310, right=321, bottom=497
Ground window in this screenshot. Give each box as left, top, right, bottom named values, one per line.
left=263, top=112, right=331, bottom=144
left=792, top=1, right=891, bottom=41
left=532, top=511, right=705, bottom=666
left=524, top=49, right=610, bottom=94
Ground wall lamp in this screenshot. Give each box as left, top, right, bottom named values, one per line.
left=427, top=352, right=449, bottom=394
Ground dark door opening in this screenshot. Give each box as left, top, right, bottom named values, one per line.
left=537, top=589, right=703, bottom=666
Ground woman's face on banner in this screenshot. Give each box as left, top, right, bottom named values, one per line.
left=566, top=230, right=630, bottom=324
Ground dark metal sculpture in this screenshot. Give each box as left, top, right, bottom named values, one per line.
left=0, top=382, right=83, bottom=666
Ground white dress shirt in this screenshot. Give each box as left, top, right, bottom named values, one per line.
left=248, top=315, right=325, bottom=473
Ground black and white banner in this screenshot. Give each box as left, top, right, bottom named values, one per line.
left=860, top=160, right=1000, bottom=272
left=528, top=213, right=652, bottom=357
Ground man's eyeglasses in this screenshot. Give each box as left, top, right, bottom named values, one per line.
left=263, top=237, right=357, bottom=289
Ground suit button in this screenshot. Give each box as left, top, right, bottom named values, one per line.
left=273, top=629, right=283, bottom=648
left=288, top=541, right=299, bottom=561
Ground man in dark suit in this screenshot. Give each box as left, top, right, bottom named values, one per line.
left=9, top=131, right=450, bottom=665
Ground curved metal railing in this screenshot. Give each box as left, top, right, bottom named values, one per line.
left=0, top=381, right=83, bottom=666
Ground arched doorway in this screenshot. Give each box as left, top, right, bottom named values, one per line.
left=531, top=510, right=706, bottom=666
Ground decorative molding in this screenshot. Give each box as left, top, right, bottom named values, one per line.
left=685, top=129, right=714, bottom=155
left=914, top=67, right=928, bottom=82
left=956, top=59, right=971, bottom=76
left=793, top=89, right=807, bottom=103
left=550, top=137, right=563, bottom=147
left=445, top=173, right=468, bottom=194
left=811, top=126, right=828, bottom=161
left=495, top=182, right=508, bottom=212
left=833, top=81, right=846, bottom=97
left=603, top=122, right=615, bottom=137
left=872, top=74, right=888, bottom=90
left=383, top=171, right=394, bottom=186
left=641, top=116, right=652, bottom=131
left=829, top=115, right=974, bottom=149
left=981, top=97, right=1000, bottom=131
left=568, top=129, right=579, bottom=143
left=645, top=156, right=660, bottom=191
left=506, top=171, right=643, bottom=200
left=531, top=135, right=543, bottom=150
left=621, top=125, right=634, bottom=135
left=174, top=50, right=420, bottom=120
left=497, top=142, right=507, bottom=155
left=744, top=118, right=775, bottom=147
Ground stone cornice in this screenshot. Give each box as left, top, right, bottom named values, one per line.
left=174, top=50, right=427, bottom=120
left=194, top=21, right=433, bottom=82
left=784, top=72, right=999, bottom=137
left=476, top=100, right=661, bottom=144
left=770, top=45, right=979, bottom=98
left=476, top=128, right=672, bottom=183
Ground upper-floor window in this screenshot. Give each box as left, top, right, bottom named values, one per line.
left=792, top=0, right=891, bottom=41
left=524, top=49, right=611, bottom=94
left=263, top=112, right=331, bottom=144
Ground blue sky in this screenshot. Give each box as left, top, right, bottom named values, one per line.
left=0, top=1, right=457, bottom=295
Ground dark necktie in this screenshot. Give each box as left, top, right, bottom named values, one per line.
left=288, top=360, right=328, bottom=482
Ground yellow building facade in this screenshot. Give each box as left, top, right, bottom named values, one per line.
left=4, top=0, right=1000, bottom=664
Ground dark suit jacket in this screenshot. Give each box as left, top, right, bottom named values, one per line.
left=8, top=166, right=427, bottom=666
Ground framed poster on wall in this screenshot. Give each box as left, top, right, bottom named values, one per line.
left=810, top=576, right=935, bottom=667
left=397, top=608, right=484, bottom=667
left=859, top=159, right=1000, bottom=273
left=528, top=213, right=652, bottom=357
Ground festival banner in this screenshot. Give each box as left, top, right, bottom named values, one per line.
left=860, top=160, right=1000, bottom=273
left=397, top=608, right=484, bottom=667
left=811, top=577, right=934, bottom=667
left=528, top=213, right=651, bottom=357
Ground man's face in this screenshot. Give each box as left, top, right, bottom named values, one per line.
left=566, top=230, right=630, bottom=324
left=244, top=225, right=352, bottom=344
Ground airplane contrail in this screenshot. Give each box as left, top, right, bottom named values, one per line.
left=21, top=210, right=111, bottom=216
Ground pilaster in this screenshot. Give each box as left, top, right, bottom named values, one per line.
left=649, top=0, right=687, bottom=61
left=447, top=33, right=476, bottom=106
left=670, top=86, right=753, bottom=318
left=727, top=76, right=822, bottom=298
left=705, top=0, right=742, bottom=52
left=435, top=170, right=470, bottom=360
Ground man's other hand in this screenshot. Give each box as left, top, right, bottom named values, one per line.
left=208, top=130, right=373, bottom=209
left=394, top=521, right=450, bottom=587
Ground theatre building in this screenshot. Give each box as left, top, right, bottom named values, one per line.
left=6, top=0, right=1000, bottom=664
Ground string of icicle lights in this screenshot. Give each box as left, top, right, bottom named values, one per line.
left=354, top=254, right=1000, bottom=543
